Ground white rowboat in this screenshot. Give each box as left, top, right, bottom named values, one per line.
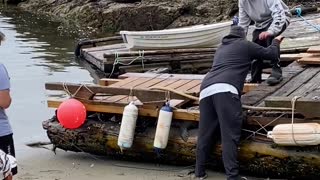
left=120, top=21, right=232, bottom=50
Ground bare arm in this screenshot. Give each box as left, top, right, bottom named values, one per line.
left=0, top=90, right=11, bottom=109
left=5, top=174, right=13, bottom=180
left=0, top=64, right=11, bottom=109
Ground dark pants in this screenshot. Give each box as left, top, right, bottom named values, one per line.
left=195, top=92, right=243, bottom=180
left=0, top=134, right=17, bottom=175
left=251, top=24, right=287, bottom=83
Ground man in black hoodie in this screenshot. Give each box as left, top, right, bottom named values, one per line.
left=194, top=25, right=284, bottom=180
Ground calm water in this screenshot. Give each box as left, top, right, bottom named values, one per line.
left=0, top=5, right=94, bottom=152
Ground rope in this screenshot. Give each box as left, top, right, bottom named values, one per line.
left=244, top=113, right=286, bottom=140
left=62, top=83, right=94, bottom=98
left=109, top=50, right=145, bottom=78
left=291, top=96, right=301, bottom=145
left=296, top=8, right=320, bottom=32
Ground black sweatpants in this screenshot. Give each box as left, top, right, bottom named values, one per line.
left=195, top=92, right=243, bottom=180
left=0, top=134, right=17, bottom=175
left=250, top=24, right=287, bottom=83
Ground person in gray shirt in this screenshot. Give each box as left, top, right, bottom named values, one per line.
left=0, top=31, right=17, bottom=176
left=238, top=0, right=291, bottom=85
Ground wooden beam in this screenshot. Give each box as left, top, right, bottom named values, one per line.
left=47, top=100, right=199, bottom=121
left=242, top=83, right=258, bottom=94
left=297, top=56, right=320, bottom=65
left=307, top=46, right=320, bottom=53
left=45, top=82, right=190, bottom=103
left=99, top=78, right=122, bottom=86
left=264, top=96, right=320, bottom=118
left=103, top=48, right=217, bottom=58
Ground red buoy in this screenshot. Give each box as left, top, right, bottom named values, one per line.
left=57, top=99, right=86, bottom=129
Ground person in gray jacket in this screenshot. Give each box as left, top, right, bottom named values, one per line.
left=194, top=25, right=284, bottom=180
left=238, top=0, right=291, bottom=85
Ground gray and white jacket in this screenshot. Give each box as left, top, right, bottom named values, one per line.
left=238, top=0, right=291, bottom=36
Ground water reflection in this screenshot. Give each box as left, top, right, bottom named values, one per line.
left=0, top=5, right=94, bottom=147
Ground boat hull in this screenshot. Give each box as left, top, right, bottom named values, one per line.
left=120, top=22, right=232, bottom=50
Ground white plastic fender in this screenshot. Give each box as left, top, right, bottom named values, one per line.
left=154, top=103, right=173, bottom=149
left=267, top=123, right=320, bottom=146
left=118, top=102, right=138, bottom=149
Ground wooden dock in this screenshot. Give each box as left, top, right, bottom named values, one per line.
left=78, top=13, right=320, bottom=77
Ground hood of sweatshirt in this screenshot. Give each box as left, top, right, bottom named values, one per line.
left=222, top=25, right=246, bottom=44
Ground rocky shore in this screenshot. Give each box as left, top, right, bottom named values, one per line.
left=16, top=0, right=320, bottom=34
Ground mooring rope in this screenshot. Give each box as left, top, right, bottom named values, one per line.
left=62, top=82, right=94, bottom=98
left=291, top=96, right=301, bottom=146
left=109, top=50, right=145, bottom=78
left=296, top=7, right=320, bottom=32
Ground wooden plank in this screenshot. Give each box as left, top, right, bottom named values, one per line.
left=165, top=79, right=192, bottom=89
left=271, top=67, right=319, bottom=97
left=187, top=84, right=201, bottom=94
left=150, top=79, right=179, bottom=88
left=47, top=100, right=200, bottom=121
left=242, top=84, right=259, bottom=94
left=264, top=96, right=320, bottom=118
left=45, top=82, right=190, bottom=103
left=135, top=78, right=166, bottom=89
left=109, top=77, right=139, bottom=87
left=175, top=80, right=201, bottom=92
left=158, top=74, right=205, bottom=80
left=119, top=73, right=205, bottom=80
left=99, top=78, right=121, bottom=86
left=297, top=56, right=320, bottom=65
left=290, top=71, right=320, bottom=98
left=307, top=46, right=320, bottom=53
left=242, top=61, right=305, bottom=106
left=118, top=73, right=160, bottom=79
left=280, top=54, right=303, bottom=62
left=82, top=43, right=127, bottom=53
left=119, top=77, right=152, bottom=88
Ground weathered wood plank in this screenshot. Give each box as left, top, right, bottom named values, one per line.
left=120, top=73, right=205, bottom=80
left=45, top=82, right=190, bottom=103
left=290, top=71, right=320, bottom=98
left=99, top=78, right=122, bottom=86
left=307, top=46, right=320, bottom=53
left=135, top=78, right=166, bottom=89
left=297, top=56, right=320, bottom=65
left=150, top=79, right=179, bottom=88
left=271, top=67, right=319, bottom=97
left=264, top=96, right=320, bottom=118
left=175, top=80, right=201, bottom=92
left=166, top=80, right=192, bottom=89
left=119, top=77, right=152, bottom=88
left=242, top=62, right=305, bottom=106
left=109, top=77, right=139, bottom=87
left=47, top=100, right=200, bottom=121
left=118, top=73, right=160, bottom=79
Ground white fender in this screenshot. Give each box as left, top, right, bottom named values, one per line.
left=118, top=102, right=138, bottom=149
left=154, top=103, right=173, bottom=149
left=267, top=123, right=320, bottom=146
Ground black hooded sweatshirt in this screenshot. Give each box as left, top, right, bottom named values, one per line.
left=200, top=26, right=280, bottom=94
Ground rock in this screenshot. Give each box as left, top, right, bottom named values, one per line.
left=17, top=0, right=319, bottom=34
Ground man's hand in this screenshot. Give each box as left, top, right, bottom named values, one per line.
left=275, top=35, right=285, bottom=43
left=259, top=31, right=272, bottom=40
